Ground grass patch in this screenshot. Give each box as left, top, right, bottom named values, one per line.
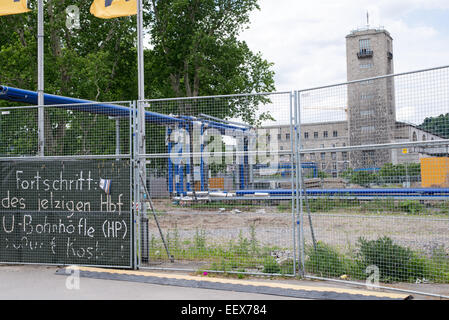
left=147, top=226, right=293, bottom=275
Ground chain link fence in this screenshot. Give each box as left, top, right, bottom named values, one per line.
left=137, top=92, right=298, bottom=276
left=295, top=66, right=449, bottom=290
left=0, top=102, right=134, bottom=268
left=1, top=66, right=448, bottom=297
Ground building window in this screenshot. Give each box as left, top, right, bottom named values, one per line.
left=323, top=131, right=328, bottom=138
left=342, top=152, right=348, bottom=160
left=333, top=130, right=338, bottom=137
left=343, top=162, right=349, bottom=170
left=277, top=133, right=281, bottom=140
left=360, top=110, right=374, bottom=117
left=286, top=133, right=290, bottom=140
left=361, top=126, right=375, bottom=133
left=280, top=146, right=284, bottom=151
left=331, top=152, right=337, bottom=160
left=321, top=163, right=326, bottom=170
left=422, top=135, right=427, bottom=141
left=332, top=162, right=337, bottom=170
left=304, top=132, right=309, bottom=139
left=320, top=144, right=325, bottom=148
left=412, top=132, right=417, bottom=141
left=310, top=153, right=316, bottom=160
left=360, top=63, right=373, bottom=69
left=359, top=39, right=371, bottom=51
left=314, top=132, right=318, bottom=138
left=321, top=152, right=326, bottom=160
left=361, top=94, right=374, bottom=100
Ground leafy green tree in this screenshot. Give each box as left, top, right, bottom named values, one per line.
left=146, top=0, right=275, bottom=124
left=0, top=0, right=275, bottom=157
left=0, top=1, right=137, bottom=155
left=379, top=163, right=421, bottom=180
left=419, top=113, right=449, bottom=139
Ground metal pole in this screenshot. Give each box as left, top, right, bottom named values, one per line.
left=288, top=92, right=297, bottom=276
left=137, top=0, right=145, bottom=102
left=115, top=118, right=121, bottom=155
left=136, top=0, right=148, bottom=264
left=294, top=91, right=304, bottom=275
left=37, top=0, right=45, bottom=156
left=296, top=92, right=306, bottom=275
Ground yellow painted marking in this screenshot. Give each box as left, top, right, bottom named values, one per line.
left=74, top=266, right=409, bottom=299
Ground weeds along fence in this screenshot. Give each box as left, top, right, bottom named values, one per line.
left=0, top=102, right=135, bottom=268
left=295, top=65, right=449, bottom=288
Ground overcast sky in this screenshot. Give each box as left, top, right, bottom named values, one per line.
left=240, top=0, right=449, bottom=92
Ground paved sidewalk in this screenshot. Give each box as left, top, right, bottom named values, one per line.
left=0, top=265, right=297, bottom=300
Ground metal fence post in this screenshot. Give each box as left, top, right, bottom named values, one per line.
left=289, top=91, right=297, bottom=276
left=293, top=91, right=305, bottom=276
left=132, top=100, right=141, bottom=268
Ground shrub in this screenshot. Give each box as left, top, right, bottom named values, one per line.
left=305, top=242, right=353, bottom=278
left=279, top=259, right=295, bottom=275
left=398, top=200, right=424, bottom=215
left=356, top=236, right=415, bottom=282
left=262, top=256, right=281, bottom=274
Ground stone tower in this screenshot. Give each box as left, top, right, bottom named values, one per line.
left=346, top=27, right=396, bottom=169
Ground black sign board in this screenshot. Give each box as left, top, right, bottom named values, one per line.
left=0, top=160, right=132, bottom=267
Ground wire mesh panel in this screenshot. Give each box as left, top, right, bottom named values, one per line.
left=138, top=92, right=298, bottom=275
left=302, top=214, right=449, bottom=284
left=296, top=66, right=449, bottom=288
left=0, top=102, right=133, bottom=157
left=0, top=101, right=134, bottom=268
left=0, top=159, right=132, bottom=267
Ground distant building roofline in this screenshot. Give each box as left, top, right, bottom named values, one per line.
left=346, top=26, right=392, bottom=38
left=260, top=120, right=347, bottom=129
left=395, top=120, right=446, bottom=139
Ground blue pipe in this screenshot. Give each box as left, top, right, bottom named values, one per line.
left=167, top=127, right=174, bottom=194
left=0, top=85, right=183, bottom=125
left=0, top=86, right=252, bottom=131
left=200, top=124, right=205, bottom=191
left=236, top=188, right=449, bottom=197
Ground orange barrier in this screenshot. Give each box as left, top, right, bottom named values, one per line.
left=421, top=157, right=449, bottom=188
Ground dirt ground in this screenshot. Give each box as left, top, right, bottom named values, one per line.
left=148, top=199, right=449, bottom=255
left=142, top=199, right=449, bottom=298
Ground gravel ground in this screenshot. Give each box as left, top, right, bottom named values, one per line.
left=147, top=208, right=449, bottom=256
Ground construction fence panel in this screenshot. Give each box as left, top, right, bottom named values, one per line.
left=295, top=66, right=449, bottom=290
left=0, top=102, right=135, bottom=268
left=137, top=92, right=299, bottom=275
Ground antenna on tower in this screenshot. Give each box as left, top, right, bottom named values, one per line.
left=366, top=11, right=370, bottom=28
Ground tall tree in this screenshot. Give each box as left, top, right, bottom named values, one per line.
left=0, top=1, right=137, bottom=155
left=147, top=0, right=275, bottom=124
left=0, top=0, right=275, bottom=156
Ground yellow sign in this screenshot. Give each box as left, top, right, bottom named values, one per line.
left=402, top=148, right=408, bottom=154
left=0, top=0, right=30, bottom=16
left=90, top=0, right=137, bottom=19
